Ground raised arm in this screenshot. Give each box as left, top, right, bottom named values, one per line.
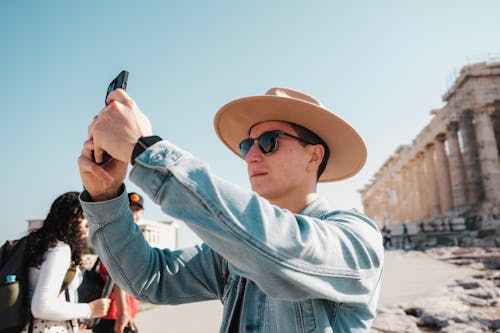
left=129, top=140, right=383, bottom=305
left=81, top=192, right=229, bottom=304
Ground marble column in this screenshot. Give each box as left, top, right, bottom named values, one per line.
left=474, top=105, right=500, bottom=203
left=434, top=134, right=454, bottom=214
left=446, top=122, right=468, bottom=210
left=382, top=182, right=392, bottom=224
left=401, top=166, right=412, bottom=223
left=409, top=159, right=422, bottom=221
left=371, top=190, right=381, bottom=223
left=492, top=110, right=500, bottom=154
left=385, top=181, right=397, bottom=224
left=425, top=143, right=441, bottom=217
left=396, top=171, right=406, bottom=224
left=416, top=152, right=430, bottom=220
left=459, top=110, right=484, bottom=203
left=392, top=182, right=399, bottom=223
left=379, top=188, right=389, bottom=225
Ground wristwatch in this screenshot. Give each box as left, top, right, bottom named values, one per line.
left=131, top=135, right=163, bottom=165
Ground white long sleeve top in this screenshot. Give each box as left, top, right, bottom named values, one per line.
left=29, top=241, right=91, bottom=320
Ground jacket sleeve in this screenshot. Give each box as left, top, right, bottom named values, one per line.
left=127, top=140, right=383, bottom=308
left=31, top=242, right=91, bottom=320
left=82, top=192, right=228, bottom=305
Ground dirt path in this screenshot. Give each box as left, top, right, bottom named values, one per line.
left=127, top=250, right=481, bottom=332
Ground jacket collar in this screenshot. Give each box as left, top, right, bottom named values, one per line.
left=299, top=195, right=330, bottom=219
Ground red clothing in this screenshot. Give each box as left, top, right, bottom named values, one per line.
left=98, top=261, right=139, bottom=320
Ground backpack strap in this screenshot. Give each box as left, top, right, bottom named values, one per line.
left=61, top=262, right=77, bottom=333
left=0, top=240, right=6, bottom=266
left=60, top=262, right=77, bottom=294
left=91, top=257, right=100, bottom=271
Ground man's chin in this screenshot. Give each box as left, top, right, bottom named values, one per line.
left=250, top=184, right=271, bottom=200
left=250, top=181, right=264, bottom=195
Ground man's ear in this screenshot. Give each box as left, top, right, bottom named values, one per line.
left=307, top=144, right=325, bottom=171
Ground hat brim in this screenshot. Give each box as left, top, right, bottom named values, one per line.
left=214, top=95, right=367, bottom=182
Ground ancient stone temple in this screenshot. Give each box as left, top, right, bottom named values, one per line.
left=359, top=61, right=500, bottom=235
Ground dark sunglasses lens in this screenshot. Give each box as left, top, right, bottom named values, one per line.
left=239, top=138, right=254, bottom=158
left=258, top=132, right=278, bottom=154
left=239, top=131, right=279, bottom=158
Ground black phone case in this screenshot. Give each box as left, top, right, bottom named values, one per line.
left=105, top=70, right=129, bottom=105
left=94, top=70, right=129, bottom=164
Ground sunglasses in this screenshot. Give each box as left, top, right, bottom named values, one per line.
left=239, top=130, right=316, bottom=159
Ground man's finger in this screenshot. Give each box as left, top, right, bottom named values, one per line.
left=87, top=121, right=105, bottom=164
left=88, top=106, right=108, bottom=143
left=82, top=139, right=104, bottom=165
left=78, top=155, right=114, bottom=184
left=93, top=146, right=104, bottom=164
left=78, top=150, right=114, bottom=184
left=106, top=88, right=134, bottom=107
left=82, top=139, right=95, bottom=158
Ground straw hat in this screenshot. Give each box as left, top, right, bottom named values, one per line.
left=213, top=87, right=367, bottom=182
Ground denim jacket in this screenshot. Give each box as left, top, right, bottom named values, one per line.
left=81, top=140, right=383, bottom=333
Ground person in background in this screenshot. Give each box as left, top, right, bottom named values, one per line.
left=127, top=193, right=144, bottom=223
left=23, top=191, right=110, bottom=333
left=92, top=193, right=142, bottom=333
left=402, top=223, right=411, bottom=249
left=382, top=224, right=392, bottom=249
left=78, top=87, right=384, bottom=332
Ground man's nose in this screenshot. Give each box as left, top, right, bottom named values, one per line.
left=244, top=141, right=263, bottom=163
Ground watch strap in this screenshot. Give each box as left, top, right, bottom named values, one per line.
left=131, top=135, right=163, bottom=165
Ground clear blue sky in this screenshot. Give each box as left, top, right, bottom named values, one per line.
left=1, top=1, right=499, bottom=247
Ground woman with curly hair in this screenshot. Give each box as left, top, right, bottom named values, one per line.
left=22, top=191, right=110, bottom=333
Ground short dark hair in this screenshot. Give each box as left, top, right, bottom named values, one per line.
left=287, top=122, right=330, bottom=180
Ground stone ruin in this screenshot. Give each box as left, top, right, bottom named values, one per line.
left=359, top=61, right=500, bottom=248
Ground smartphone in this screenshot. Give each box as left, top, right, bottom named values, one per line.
left=105, top=70, right=129, bottom=105
left=93, top=70, right=129, bottom=164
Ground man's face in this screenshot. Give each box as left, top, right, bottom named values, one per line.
left=130, top=205, right=143, bottom=223
left=244, top=121, right=313, bottom=201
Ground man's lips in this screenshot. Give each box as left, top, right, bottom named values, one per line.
left=250, top=170, right=268, bottom=178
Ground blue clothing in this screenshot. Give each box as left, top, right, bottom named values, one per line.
left=81, top=140, right=384, bottom=333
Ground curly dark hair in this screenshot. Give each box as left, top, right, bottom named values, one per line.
left=26, top=191, right=86, bottom=268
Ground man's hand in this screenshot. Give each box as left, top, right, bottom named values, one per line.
left=78, top=139, right=128, bottom=201
left=78, top=90, right=152, bottom=201
left=90, top=89, right=152, bottom=164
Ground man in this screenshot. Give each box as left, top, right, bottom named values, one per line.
left=92, top=193, right=143, bottom=333
left=78, top=87, right=384, bottom=332
left=382, top=225, right=392, bottom=249
left=128, top=192, right=144, bottom=223
left=402, top=223, right=411, bottom=250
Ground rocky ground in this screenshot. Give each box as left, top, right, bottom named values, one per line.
left=372, top=246, right=500, bottom=333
